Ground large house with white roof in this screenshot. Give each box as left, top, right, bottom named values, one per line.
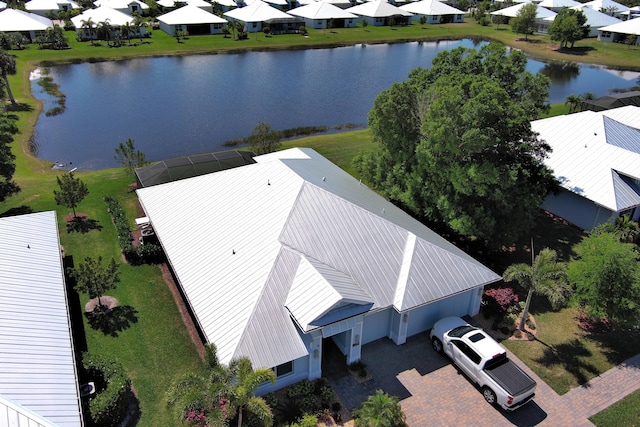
left=531, top=106, right=640, bottom=230
left=0, top=211, right=84, bottom=427
left=158, top=5, right=228, bottom=35
left=0, top=8, right=53, bottom=41
left=597, top=17, right=640, bottom=44
left=136, top=148, right=500, bottom=393
left=400, top=0, right=465, bottom=24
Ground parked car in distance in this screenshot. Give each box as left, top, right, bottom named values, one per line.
left=430, top=316, right=536, bottom=411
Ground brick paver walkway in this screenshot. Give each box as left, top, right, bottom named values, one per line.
left=327, top=335, right=640, bottom=427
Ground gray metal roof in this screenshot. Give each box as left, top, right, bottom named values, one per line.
left=0, top=211, right=83, bottom=427
left=532, top=106, right=640, bottom=212
left=136, top=148, right=500, bottom=369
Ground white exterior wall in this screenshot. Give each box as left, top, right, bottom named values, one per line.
left=542, top=188, right=614, bottom=231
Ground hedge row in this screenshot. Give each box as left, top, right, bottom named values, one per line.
left=104, top=195, right=164, bottom=265
left=82, top=353, right=132, bottom=427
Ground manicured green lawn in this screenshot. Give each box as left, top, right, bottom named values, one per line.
left=591, top=389, right=640, bottom=426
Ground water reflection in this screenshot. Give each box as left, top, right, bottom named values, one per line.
left=32, top=40, right=639, bottom=170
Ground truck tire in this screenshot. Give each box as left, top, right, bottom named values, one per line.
left=482, top=387, right=497, bottom=406
left=431, top=337, right=443, bottom=353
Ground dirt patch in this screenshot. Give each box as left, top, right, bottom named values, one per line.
left=472, top=312, right=538, bottom=342
left=64, top=212, right=88, bottom=222
left=85, top=295, right=119, bottom=313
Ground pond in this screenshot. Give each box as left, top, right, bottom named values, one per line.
left=31, top=39, right=640, bottom=170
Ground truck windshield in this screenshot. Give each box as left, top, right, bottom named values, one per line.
left=448, top=325, right=477, bottom=338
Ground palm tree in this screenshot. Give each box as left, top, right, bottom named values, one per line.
left=565, top=94, right=581, bottom=113
left=98, top=19, right=113, bottom=42
left=0, top=52, right=16, bottom=105
left=227, top=357, right=275, bottom=427
left=121, top=22, right=133, bottom=45
left=166, top=344, right=275, bottom=427
left=81, top=18, right=96, bottom=44
left=353, top=389, right=408, bottom=427
left=132, top=15, right=146, bottom=42
left=503, top=247, right=571, bottom=331
left=594, top=215, right=640, bottom=243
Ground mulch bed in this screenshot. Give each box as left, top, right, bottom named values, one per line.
left=85, top=295, right=119, bottom=313
left=64, top=212, right=89, bottom=223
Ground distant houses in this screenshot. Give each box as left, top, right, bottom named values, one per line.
left=158, top=5, right=227, bottom=35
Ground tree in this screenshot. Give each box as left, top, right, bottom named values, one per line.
left=568, top=232, right=640, bottom=325
left=0, top=52, right=17, bottom=104
left=248, top=121, right=281, bottom=155
left=98, top=19, right=113, bottom=42
left=511, top=3, right=538, bottom=41
left=0, top=112, right=19, bottom=202
left=54, top=171, right=89, bottom=218
left=69, top=256, right=120, bottom=312
left=565, top=94, right=582, bottom=113
left=503, top=248, right=571, bottom=331
left=548, top=8, right=589, bottom=49
left=114, top=138, right=147, bottom=175
left=166, top=344, right=275, bottom=427
left=593, top=215, right=640, bottom=244
left=81, top=18, right=97, bottom=44
left=353, top=390, right=408, bottom=427
left=356, top=43, right=555, bottom=248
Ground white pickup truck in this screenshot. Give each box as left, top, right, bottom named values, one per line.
left=430, top=316, right=536, bottom=411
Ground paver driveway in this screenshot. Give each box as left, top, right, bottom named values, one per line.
left=326, top=333, right=640, bottom=426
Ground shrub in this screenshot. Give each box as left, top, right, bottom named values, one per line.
left=483, top=287, right=519, bottom=316
left=82, top=353, right=132, bottom=427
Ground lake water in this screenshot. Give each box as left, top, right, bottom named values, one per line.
left=31, top=39, right=640, bottom=170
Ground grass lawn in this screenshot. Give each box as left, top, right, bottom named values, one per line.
left=2, top=17, right=639, bottom=426
left=590, top=389, right=640, bottom=426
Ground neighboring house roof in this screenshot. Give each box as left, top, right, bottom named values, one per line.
left=94, top=0, right=149, bottom=9
left=583, top=91, right=640, bottom=111
left=136, top=148, right=500, bottom=369
left=490, top=3, right=557, bottom=18
left=224, top=0, right=294, bottom=22
left=25, top=0, right=80, bottom=11
left=542, top=4, right=622, bottom=27
left=583, top=0, right=629, bottom=13
left=0, top=211, right=83, bottom=427
left=599, top=17, right=640, bottom=35
left=289, top=1, right=358, bottom=20
left=0, top=8, right=52, bottom=31
left=531, top=106, right=640, bottom=212
left=244, top=0, right=289, bottom=7
left=158, top=5, right=227, bottom=24
left=213, top=0, right=236, bottom=6
left=135, top=150, right=256, bottom=188
left=71, top=5, right=135, bottom=27
left=537, top=0, right=580, bottom=8
left=400, top=0, right=465, bottom=16
left=345, top=0, right=413, bottom=18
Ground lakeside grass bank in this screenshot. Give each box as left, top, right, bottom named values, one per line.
left=0, top=19, right=636, bottom=426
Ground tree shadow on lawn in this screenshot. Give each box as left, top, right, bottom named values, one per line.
left=533, top=338, right=600, bottom=386
left=580, top=323, right=640, bottom=367
left=6, top=103, right=34, bottom=112
left=0, top=205, right=34, bottom=217
left=554, top=46, right=596, bottom=56
left=86, top=305, right=139, bottom=337
left=67, top=216, right=103, bottom=233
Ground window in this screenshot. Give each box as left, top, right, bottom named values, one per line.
left=452, top=340, right=482, bottom=365
left=274, top=361, right=293, bottom=377
left=601, top=31, right=611, bottom=38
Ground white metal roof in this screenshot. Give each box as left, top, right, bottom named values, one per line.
left=531, top=106, right=640, bottom=212
left=0, top=394, right=60, bottom=427
left=0, top=211, right=83, bottom=427
left=94, top=0, right=149, bottom=9
left=345, top=0, right=413, bottom=17
left=224, top=0, right=294, bottom=22
left=158, top=5, right=227, bottom=24
left=25, top=0, right=80, bottom=11
left=137, top=148, right=499, bottom=369
left=583, top=0, right=629, bottom=13
left=490, top=3, right=556, bottom=18
left=71, top=6, right=134, bottom=28
left=549, top=5, right=621, bottom=27
left=289, top=1, right=358, bottom=20
left=537, top=0, right=580, bottom=8
left=599, top=16, right=640, bottom=35
left=0, top=8, right=52, bottom=31
left=400, top=0, right=465, bottom=15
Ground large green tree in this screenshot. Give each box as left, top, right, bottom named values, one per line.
left=248, top=121, right=281, bottom=155
left=54, top=171, right=89, bottom=218
left=511, top=3, right=538, bottom=41
left=503, top=248, right=571, bottom=331
left=114, top=138, right=147, bottom=175
left=0, top=51, right=17, bottom=104
left=548, top=8, right=589, bottom=49
left=355, top=43, right=556, bottom=247
left=568, top=232, right=640, bottom=325
left=0, top=112, right=19, bottom=202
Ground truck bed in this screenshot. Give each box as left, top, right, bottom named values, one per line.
left=485, top=359, right=536, bottom=397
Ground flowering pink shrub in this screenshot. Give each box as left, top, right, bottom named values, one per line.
left=185, top=410, right=208, bottom=427
left=483, top=288, right=519, bottom=313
